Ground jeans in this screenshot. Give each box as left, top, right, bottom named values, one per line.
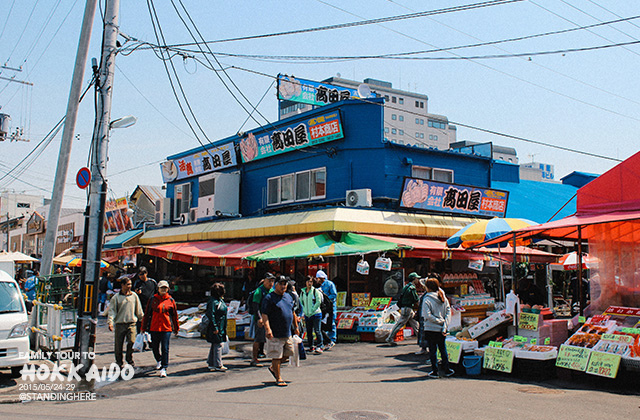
left=305, top=313, right=323, bottom=349
left=424, top=330, right=450, bottom=375
left=208, top=343, right=222, bottom=368
left=150, top=331, right=172, bottom=369
left=114, top=323, right=136, bottom=366
left=387, top=307, right=419, bottom=343
left=327, top=308, right=337, bottom=343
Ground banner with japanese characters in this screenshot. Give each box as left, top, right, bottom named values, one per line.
left=160, top=142, right=237, bottom=182
left=277, top=74, right=367, bottom=107
left=239, top=111, right=344, bottom=163
left=399, top=177, right=508, bottom=217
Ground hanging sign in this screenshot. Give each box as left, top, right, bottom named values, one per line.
left=239, top=111, right=343, bottom=163
left=483, top=347, right=514, bottom=373
left=356, top=260, right=370, bottom=275
left=400, top=177, right=508, bottom=218
left=585, top=351, right=621, bottom=378
left=468, top=259, right=484, bottom=271
left=518, top=312, right=540, bottom=331
left=556, top=345, right=591, bottom=371
left=336, top=291, right=347, bottom=308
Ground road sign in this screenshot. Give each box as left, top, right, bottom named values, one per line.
left=76, top=167, right=91, bottom=189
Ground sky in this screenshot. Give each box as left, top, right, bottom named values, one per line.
left=1, top=0, right=639, bottom=209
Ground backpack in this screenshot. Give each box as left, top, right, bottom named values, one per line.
left=247, top=287, right=263, bottom=315
left=320, top=290, right=333, bottom=315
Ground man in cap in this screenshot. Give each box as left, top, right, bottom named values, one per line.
left=315, top=270, right=337, bottom=350
left=261, top=275, right=299, bottom=386
left=250, top=272, right=275, bottom=366
left=386, top=272, right=421, bottom=346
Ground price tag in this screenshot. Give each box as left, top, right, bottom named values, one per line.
left=586, top=351, right=621, bottom=378
left=531, top=338, right=537, bottom=345
left=544, top=337, right=550, bottom=345
left=513, top=335, right=528, bottom=343
left=578, top=316, right=586, bottom=324
left=337, top=318, right=355, bottom=330
left=445, top=340, right=463, bottom=364
left=620, top=327, right=640, bottom=335
left=337, top=292, right=347, bottom=308
left=518, top=312, right=540, bottom=331
left=367, top=297, right=392, bottom=310
left=483, top=347, right=514, bottom=373
left=556, top=345, right=591, bottom=371
left=489, top=341, right=503, bottom=348
left=600, top=334, right=634, bottom=344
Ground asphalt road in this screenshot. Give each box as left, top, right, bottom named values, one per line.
left=0, top=318, right=638, bottom=420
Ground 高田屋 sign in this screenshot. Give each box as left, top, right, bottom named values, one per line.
left=161, top=141, right=237, bottom=182
left=277, top=75, right=371, bottom=107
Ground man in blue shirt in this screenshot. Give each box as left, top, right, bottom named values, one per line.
left=262, top=276, right=298, bottom=386
left=316, top=270, right=337, bottom=350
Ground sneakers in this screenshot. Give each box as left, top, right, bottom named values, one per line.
left=250, top=361, right=263, bottom=367
left=314, top=347, right=324, bottom=354
left=386, top=341, right=398, bottom=347
left=427, top=371, right=440, bottom=379
left=159, top=368, right=167, bottom=378
left=209, top=366, right=228, bottom=372
left=443, top=369, right=455, bottom=377
left=324, top=342, right=335, bottom=351
left=156, top=361, right=162, bottom=370
left=414, top=348, right=427, bottom=355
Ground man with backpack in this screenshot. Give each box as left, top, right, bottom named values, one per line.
left=386, top=272, right=421, bottom=346
left=315, top=270, right=337, bottom=350
left=248, top=273, right=275, bottom=367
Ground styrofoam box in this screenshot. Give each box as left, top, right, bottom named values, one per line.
left=468, top=310, right=511, bottom=339
left=513, top=348, right=558, bottom=360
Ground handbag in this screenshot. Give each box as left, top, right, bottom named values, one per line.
left=198, top=313, right=210, bottom=334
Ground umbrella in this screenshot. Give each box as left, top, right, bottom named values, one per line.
left=446, top=217, right=538, bottom=249
left=555, top=252, right=598, bottom=270
left=0, top=251, right=39, bottom=263
left=246, top=232, right=408, bottom=261
left=67, top=257, right=110, bottom=269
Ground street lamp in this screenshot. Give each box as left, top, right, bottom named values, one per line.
left=109, top=115, right=137, bottom=129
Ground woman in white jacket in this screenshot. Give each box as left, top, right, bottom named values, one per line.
left=422, top=277, right=454, bottom=378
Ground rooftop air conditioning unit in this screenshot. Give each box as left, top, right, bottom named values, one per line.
left=346, top=188, right=372, bottom=208
left=154, top=198, right=171, bottom=226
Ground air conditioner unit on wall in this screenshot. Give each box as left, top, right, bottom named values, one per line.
left=179, top=212, right=189, bottom=226
left=197, top=172, right=241, bottom=221
left=346, top=188, right=372, bottom=207
left=189, top=208, right=197, bottom=223
left=154, top=198, right=171, bottom=226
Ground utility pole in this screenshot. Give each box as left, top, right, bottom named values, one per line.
left=40, top=0, right=98, bottom=276
left=75, top=0, right=120, bottom=377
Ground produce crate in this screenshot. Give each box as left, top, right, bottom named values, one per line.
left=622, top=357, right=640, bottom=372
left=227, top=319, right=236, bottom=339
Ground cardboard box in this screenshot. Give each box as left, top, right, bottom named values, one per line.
left=468, top=310, right=511, bottom=339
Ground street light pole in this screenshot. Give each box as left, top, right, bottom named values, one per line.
left=75, top=0, right=120, bottom=377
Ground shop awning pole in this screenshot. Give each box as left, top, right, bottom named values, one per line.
left=577, top=226, right=584, bottom=316
left=498, top=245, right=505, bottom=302
left=512, top=232, right=518, bottom=291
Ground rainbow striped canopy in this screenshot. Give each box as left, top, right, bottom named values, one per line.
left=67, top=257, right=110, bottom=268
left=446, top=218, right=538, bottom=249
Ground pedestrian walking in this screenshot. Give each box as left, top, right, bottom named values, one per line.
left=300, top=275, right=324, bottom=353
left=422, top=277, right=454, bottom=379
left=386, top=272, right=421, bottom=346
left=134, top=266, right=157, bottom=350
left=262, top=276, right=299, bottom=387
left=142, top=280, right=179, bottom=378
left=249, top=273, right=275, bottom=366
left=107, top=276, right=144, bottom=368
left=316, top=270, right=337, bottom=350
left=206, top=282, right=229, bottom=372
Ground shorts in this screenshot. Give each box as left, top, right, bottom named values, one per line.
left=265, top=337, right=294, bottom=360
left=249, top=317, right=266, bottom=343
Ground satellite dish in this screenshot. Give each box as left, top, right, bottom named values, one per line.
left=357, top=83, right=371, bottom=98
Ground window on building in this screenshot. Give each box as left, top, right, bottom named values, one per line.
left=384, top=95, right=390, bottom=101
left=391, top=128, right=396, bottom=134
left=268, top=168, right=326, bottom=206
left=399, top=129, right=404, bottom=135
left=420, top=119, right=424, bottom=125
left=415, top=101, right=420, bottom=107
left=391, top=96, right=396, bottom=103
left=391, top=114, right=397, bottom=120
left=399, top=98, right=404, bottom=104
left=399, top=115, right=404, bottom=122
left=199, top=176, right=215, bottom=197
left=412, top=166, right=454, bottom=183
left=384, top=127, right=390, bottom=133
left=428, top=119, right=446, bottom=129
left=17, top=203, right=31, bottom=208
left=173, top=183, right=191, bottom=220
left=420, top=133, right=425, bottom=139
left=420, top=102, right=424, bottom=109
left=415, top=118, right=420, bottom=124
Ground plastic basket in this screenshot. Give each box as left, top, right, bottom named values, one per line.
left=462, top=355, right=482, bottom=376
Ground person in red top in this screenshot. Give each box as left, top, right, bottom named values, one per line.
left=142, top=280, right=179, bottom=378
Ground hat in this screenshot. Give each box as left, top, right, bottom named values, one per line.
left=408, top=272, right=420, bottom=281
left=63, top=267, right=72, bottom=273
left=158, top=280, right=170, bottom=288
left=315, top=270, right=327, bottom=279
left=264, top=272, right=276, bottom=280
left=276, top=275, right=289, bottom=284
left=419, top=278, right=427, bottom=288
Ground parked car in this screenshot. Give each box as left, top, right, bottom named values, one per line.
left=0, top=270, right=30, bottom=377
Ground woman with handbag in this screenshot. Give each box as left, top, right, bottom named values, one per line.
left=141, top=280, right=179, bottom=378
left=206, top=282, right=228, bottom=372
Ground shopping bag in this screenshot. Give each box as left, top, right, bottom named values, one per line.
left=290, top=335, right=302, bottom=367
left=132, top=333, right=144, bottom=352
left=298, top=340, right=307, bottom=360
left=221, top=340, right=230, bottom=355
left=143, top=332, right=152, bottom=343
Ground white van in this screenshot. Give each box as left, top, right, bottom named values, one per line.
left=0, top=270, right=29, bottom=377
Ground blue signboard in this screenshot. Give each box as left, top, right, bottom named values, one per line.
left=160, top=142, right=237, bottom=183
left=277, top=74, right=370, bottom=107
left=400, top=178, right=509, bottom=217
left=239, top=111, right=344, bottom=163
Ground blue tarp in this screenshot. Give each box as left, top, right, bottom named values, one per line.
left=103, top=229, right=143, bottom=249
left=491, top=180, right=578, bottom=224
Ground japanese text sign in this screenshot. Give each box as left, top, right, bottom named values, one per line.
left=604, top=306, right=640, bottom=317
left=556, top=345, right=591, bottom=371
left=483, top=347, right=514, bottom=373
left=585, top=351, right=621, bottom=378
left=441, top=340, right=463, bottom=364
left=239, top=111, right=343, bottom=162
left=351, top=292, right=371, bottom=307
left=399, top=178, right=508, bottom=217
left=518, top=312, right=540, bottom=331
left=367, top=297, right=392, bottom=310
left=162, top=142, right=236, bottom=182
left=600, top=334, right=634, bottom=344
left=277, top=75, right=368, bottom=107
left=337, top=292, right=347, bottom=308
